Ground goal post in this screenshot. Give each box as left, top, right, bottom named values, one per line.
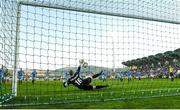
left=12, top=3, right=21, bottom=97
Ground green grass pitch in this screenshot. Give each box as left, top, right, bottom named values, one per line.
left=1, top=78, right=180, bottom=108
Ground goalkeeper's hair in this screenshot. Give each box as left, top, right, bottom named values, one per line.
left=69, top=70, right=74, bottom=76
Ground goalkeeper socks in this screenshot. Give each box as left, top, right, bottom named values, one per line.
left=96, top=85, right=108, bottom=89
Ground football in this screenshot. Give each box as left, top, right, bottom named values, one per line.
left=79, top=59, right=84, bottom=64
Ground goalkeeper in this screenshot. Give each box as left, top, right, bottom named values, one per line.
left=63, top=60, right=108, bottom=90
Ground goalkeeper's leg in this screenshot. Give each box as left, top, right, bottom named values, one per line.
left=92, top=70, right=103, bottom=78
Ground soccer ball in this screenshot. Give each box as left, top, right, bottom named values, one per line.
left=83, top=62, right=88, bottom=68
left=79, top=59, right=84, bottom=64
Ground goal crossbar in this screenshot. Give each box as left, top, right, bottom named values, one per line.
left=18, top=0, right=180, bottom=25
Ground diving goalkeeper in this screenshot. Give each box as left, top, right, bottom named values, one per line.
left=63, top=59, right=108, bottom=90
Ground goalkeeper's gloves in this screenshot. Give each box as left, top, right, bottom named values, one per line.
left=63, top=82, right=69, bottom=87
left=79, top=59, right=84, bottom=65
left=83, top=62, right=88, bottom=68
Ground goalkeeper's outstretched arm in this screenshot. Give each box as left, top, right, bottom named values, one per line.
left=75, top=64, right=81, bottom=75
left=75, top=59, right=87, bottom=75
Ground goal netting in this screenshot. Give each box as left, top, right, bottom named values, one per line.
left=1, top=0, right=180, bottom=106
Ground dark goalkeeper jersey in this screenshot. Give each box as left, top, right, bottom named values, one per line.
left=67, top=66, right=84, bottom=89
